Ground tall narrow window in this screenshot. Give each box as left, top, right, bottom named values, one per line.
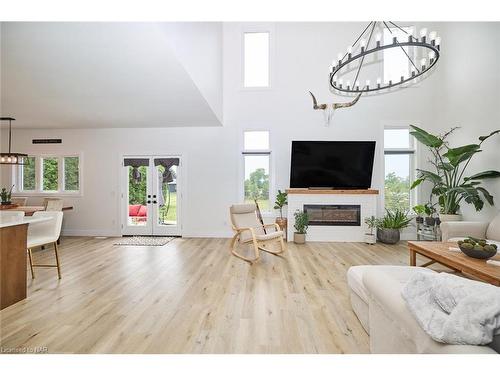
left=384, top=127, right=416, bottom=211
left=243, top=32, right=270, bottom=88
left=383, top=26, right=414, bottom=84
left=22, top=156, right=36, bottom=191
left=42, top=157, right=59, bottom=191
left=243, top=131, right=271, bottom=211
left=64, top=156, right=80, bottom=191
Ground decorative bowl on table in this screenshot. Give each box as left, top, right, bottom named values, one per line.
left=458, top=238, right=498, bottom=259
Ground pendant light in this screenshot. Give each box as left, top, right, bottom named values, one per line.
left=0, top=117, right=27, bottom=165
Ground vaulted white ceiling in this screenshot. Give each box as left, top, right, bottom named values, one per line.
left=0, top=22, right=223, bottom=128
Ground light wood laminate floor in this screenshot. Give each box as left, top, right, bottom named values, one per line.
left=0, top=237, right=437, bottom=354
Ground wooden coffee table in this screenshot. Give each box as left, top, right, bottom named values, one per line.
left=408, top=241, right=500, bottom=286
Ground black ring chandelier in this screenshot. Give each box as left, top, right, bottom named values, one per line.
left=329, top=21, right=441, bottom=94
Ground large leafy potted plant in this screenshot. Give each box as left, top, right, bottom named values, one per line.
left=376, top=209, right=412, bottom=244
left=293, top=209, right=309, bottom=244
left=410, top=126, right=500, bottom=221
left=0, top=185, right=14, bottom=205
left=274, top=190, right=288, bottom=230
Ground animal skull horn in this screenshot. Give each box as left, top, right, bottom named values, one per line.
left=308, top=91, right=362, bottom=111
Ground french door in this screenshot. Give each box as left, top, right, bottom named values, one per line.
left=121, top=156, right=181, bottom=236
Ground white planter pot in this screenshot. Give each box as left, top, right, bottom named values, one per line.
left=439, top=214, right=463, bottom=222
left=364, top=233, right=376, bottom=245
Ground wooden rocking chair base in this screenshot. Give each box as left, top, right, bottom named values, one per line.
left=230, top=225, right=285, bottom=263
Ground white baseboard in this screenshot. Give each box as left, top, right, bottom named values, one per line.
left=62, top=229, right=121, bottom=237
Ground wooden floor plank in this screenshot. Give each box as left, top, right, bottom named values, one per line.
left=0, top=236, right=429, bottom=354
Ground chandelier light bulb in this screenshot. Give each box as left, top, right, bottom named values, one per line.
left=435, top=37, right=441, bottom=46
left=421, top=58, right=427, bottom=68
left=7, top=157, right=11, bottom=162
left=429, top=31, right=437, bottom=41
left=337, top=53, right=343, bottom=63
left=355, top=81, right=360, bottom=89
left=419, top=28, right=428, bottom=38
left=0, top=157, right=4, bottom=162
left=376, top=77, right=381, bottom=85
left=347, top=45, right=352, bottom=54
left=375, top=33, right=382, bottom=42
left=339, top=78, right=343, bottom=87
left=366, top=79, right=370, bottom=87
left=429, top=51, right=436, bottom=60
left=346, top=80, right=351, bottom=89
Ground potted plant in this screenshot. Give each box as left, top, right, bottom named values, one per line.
left=293, top=209, right=309, bottom=244
left=364, top=216, right=377, bottom=244
left=274, top=190, right=288, bottom=230
left=376, top=208, right=412, bottom=244
left=0, top=185, right=14, bottom=205
left=410, top=126, right=500, bottom=222
left=412, top=204, right=425, bottom=224
left=423, top=203, right=436, bottom=226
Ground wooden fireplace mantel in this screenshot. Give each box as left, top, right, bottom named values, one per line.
left=286, top=188, right=379, bottom=195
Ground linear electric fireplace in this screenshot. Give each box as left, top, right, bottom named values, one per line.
left=303, top=204, right=361, bottom=226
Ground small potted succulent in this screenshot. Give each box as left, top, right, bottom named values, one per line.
left=424, top=203, right=437, bottom=226
left=293, top=209, right=309, bottom=244
left=274, top=190, right=288, bottom=231
left=412, top=205, right=425, bottom=224
left=376, top=208, right=412, bottom=244
left=364, top=216, right=377, bottom=244
left=0, top=185, right=14, bottom=205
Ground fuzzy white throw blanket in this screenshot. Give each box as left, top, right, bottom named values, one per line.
left=402, top=272, right=500, bottom=345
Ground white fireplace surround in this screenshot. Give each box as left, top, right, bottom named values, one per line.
left=286, top=189, right=378, bottom=242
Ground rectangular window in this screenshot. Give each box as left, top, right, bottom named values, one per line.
left=18, top=155, right=81, bottom=194
left=243, top=32, right=270, bottom=88
left=64, top=156, right=80, bottom=191
left=243, top=131, right=271, bottom=212
left=384, top=127, right=415, bottom=211
left=383, top=26, right=414, bottom=84
left=22, top=156, right=36, bottom=191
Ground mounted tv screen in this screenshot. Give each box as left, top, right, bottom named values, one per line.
left=290, top=141, right=376, bottom=189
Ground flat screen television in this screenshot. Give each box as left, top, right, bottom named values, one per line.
left=290, top=141, right=376, bottom=189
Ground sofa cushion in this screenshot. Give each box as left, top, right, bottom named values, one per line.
left=129, top=204, right=141, bottom=217
left=486, top=211, right=500, bottom=242
left=137, top=205, right=147, bottom=217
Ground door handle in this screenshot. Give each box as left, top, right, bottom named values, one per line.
left=147, top=195, right=151, bottom=198
left=147, top=200, right=151, bottom=204
left=153, top=200, right=157, bottom=204
left=153, top=195, right=157, bottom=198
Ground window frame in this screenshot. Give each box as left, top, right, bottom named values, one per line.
left=240, top=130, right=273, bottom=215
left=14, top=153, right=83, bottom=196
left=241, top=24, right=274, bottom=91
left=383, top=125, right=417, bottom=212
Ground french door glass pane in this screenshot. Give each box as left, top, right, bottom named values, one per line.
left=22, top=156, right=36, bottom=190
left=128, top=165, right=148, bottom=226
left=157, top=164, right=177, bottom=226
left=42, top=157, right=58, bottom=191
left=244, top=154, right=270, bottom=211
left=64, top=157, right=79, bottom=191
left=384, top=154, right=410, bottom=211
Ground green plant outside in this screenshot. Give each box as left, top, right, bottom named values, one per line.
left=384, top=172, right=410, bottom=212
left=42, top=157, right=58, bottom=191
left=244, top=168, right=269, bottom=211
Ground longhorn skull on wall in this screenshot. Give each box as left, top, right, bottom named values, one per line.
left=308, top=91, right=362, bottom=126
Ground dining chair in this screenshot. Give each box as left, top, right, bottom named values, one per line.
left=229, top=203, right=285, bottom=263
left=43, top=198, right=64, bottom=211
left=27, top=211, right=64, bottom=279
left=0, top=210, right=25, bottom=220
left=11, top=197, right=28, bottom=206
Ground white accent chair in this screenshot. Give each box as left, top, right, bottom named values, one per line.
left=27, top=211, right=64, bottom=279
left=43, top=198, right=64, bottom=211
left=0, top=210, right=25, bottom=220
left=229, top=203, right=285, bottom=263
left=347, top=265, right=497, bottom=353
left=441, top=211, right=500, bottom=246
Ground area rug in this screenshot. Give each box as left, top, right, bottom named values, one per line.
left=114, top=236, right=175, bottom=246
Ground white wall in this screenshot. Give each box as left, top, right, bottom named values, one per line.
left=1, top=22, right=498, bottom=237
left=430, top=22, right=500, bottom=222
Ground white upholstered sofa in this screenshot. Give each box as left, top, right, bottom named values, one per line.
left=441, top=210, right=500, bottom=246
left=347, top=265, right=497, bottom=353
